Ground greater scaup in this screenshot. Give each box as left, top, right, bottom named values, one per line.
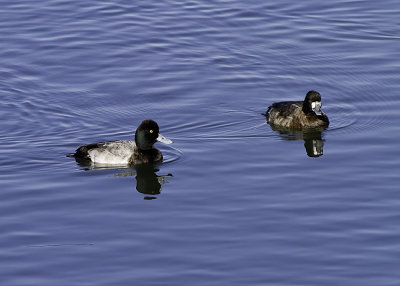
left=266, top=90, right=329, bottom=129
left=71, top=120, right=172, bottom=165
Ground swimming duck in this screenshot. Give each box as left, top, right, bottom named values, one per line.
left=71, top=120, right=172, bottom=165
left=266, top=90, right=329, bottom=129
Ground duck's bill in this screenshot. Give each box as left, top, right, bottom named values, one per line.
left=312, top=101, right=322, bottom=116
left=157, top=133, right=173, bottom=144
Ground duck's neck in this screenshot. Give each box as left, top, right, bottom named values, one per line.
left=302, top=102, right=313, bottom=114
left=132, top=146, right=162, bottom=164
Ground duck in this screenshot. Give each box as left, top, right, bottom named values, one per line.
left=266, top=90, right=329, bottom=129
left=71, top=120, right=172, bottom=165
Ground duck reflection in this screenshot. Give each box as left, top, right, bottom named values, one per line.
left=268, top=124, right=327, bottom=157
left=133, top=164, right=172, bottom=199
left=111, top=164, right=173, bottom=199
left=73, top=159, right=172, bottom=199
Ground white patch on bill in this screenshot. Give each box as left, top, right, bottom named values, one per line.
left=312, top=101, right=321, bottom=109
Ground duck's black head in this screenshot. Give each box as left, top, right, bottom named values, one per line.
left=302, top=90, right=323, bottom=116
left=135, top=120, right=172, bottom=150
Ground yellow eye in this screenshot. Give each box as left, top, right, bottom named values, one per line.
left=149, top=129, right=153, bottom=134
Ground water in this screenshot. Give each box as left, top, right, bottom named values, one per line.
left=1, top=0, right=400, bottom=285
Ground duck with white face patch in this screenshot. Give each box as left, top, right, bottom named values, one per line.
left=265, top=90, right=329, bottom=129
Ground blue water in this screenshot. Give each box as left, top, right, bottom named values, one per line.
left=1, top=0, right=400, bottom=285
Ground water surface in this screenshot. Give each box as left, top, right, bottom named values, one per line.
left=1, top=0, right=400, bottom=285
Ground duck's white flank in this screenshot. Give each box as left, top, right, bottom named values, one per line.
left=88, top=140, right=136, bottom=165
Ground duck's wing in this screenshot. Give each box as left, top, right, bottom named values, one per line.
left=267, top=101, right=301, bottom=118
left=73, top=142, right=108, bottom=159
left=74, top=140, right=135, bottom=159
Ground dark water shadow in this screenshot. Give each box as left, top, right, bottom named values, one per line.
left=268, top=124, right=327, bottom=157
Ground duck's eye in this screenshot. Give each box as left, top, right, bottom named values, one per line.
left=149, top=129, right=154, bottom=134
